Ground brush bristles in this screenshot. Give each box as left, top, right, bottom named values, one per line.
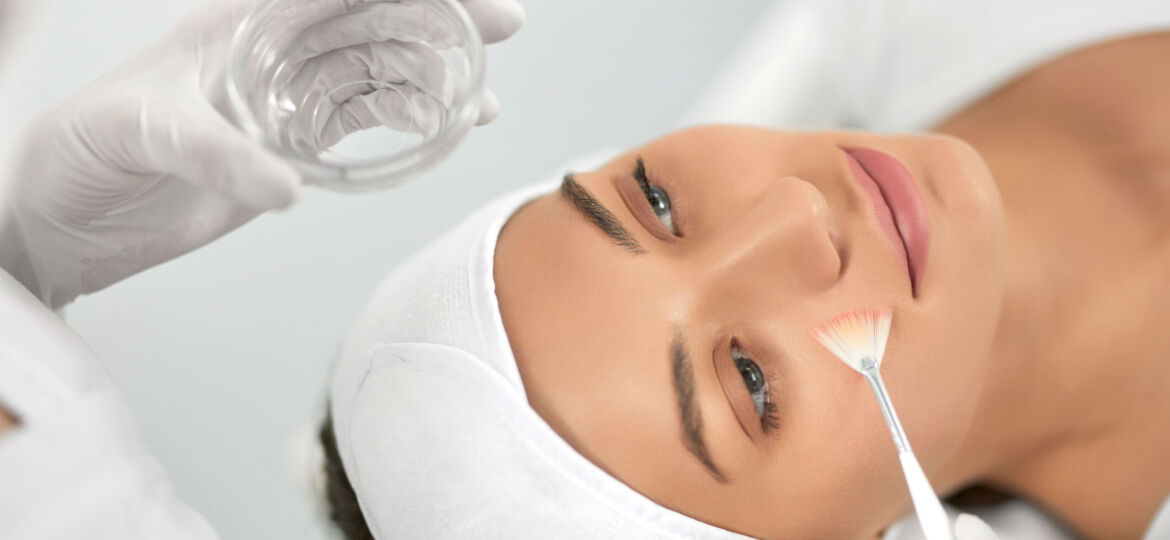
left=813, top=308, right=893, bottom=373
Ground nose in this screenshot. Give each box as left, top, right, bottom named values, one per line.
left=697, top=176, right=841, bottom=296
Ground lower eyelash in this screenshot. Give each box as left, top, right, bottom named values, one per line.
left=761, top=399, right=780, bottom=433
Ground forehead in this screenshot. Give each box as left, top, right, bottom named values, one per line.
left=495, top=180, right=736, bottom=491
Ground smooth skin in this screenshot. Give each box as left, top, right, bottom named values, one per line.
left=495, top=33, right=1170, bottom=539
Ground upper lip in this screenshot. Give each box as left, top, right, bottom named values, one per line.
left=839, top=146, right=929, bottom=296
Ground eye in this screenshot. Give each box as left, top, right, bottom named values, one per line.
left=732, top=340, right=780, bottom=433
left=635, top=158, right=677, bottom=235
left=732, top=345, right=768, bottom=416
left=642, top=184, right=675, bottom=233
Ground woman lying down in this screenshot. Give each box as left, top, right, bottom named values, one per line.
left=319, top=38, right=1170, bottom=540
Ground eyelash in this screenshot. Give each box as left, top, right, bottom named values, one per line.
left=731, top=338, right=780, bottom=434
left=634, top=157, right=680, bottom=236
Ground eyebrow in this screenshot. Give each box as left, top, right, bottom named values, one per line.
left=560, top=174, right=645, bottom=254
left=671, top=332, right=729, bottom=484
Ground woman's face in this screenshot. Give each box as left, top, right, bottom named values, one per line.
left=494, top=125, right=1006, bottom=539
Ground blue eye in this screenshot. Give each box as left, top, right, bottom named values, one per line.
left=634, top=158, right=677, bottom=234
left=643, top=184, right=676, bottom=233
left=732, top=341, right=780, bottom=433
left=732, top=346, right=768, bottom=416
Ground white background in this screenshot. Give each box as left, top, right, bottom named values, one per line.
left=25, top=1, right=771, bottom=538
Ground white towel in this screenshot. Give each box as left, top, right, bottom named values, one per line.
left=329, top=177, right=754, bottom=539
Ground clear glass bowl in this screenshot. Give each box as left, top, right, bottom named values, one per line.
left=226, top=0, right=485, bottom=192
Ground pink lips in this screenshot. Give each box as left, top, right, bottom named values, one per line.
left=841, top=147, right=930, bottom=296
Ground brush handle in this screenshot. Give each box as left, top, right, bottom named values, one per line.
left=862, top=366, right=910, bottom=453
left=862, top=368, right=953, bottom=540
left=900, top=450, right=954, bottom=540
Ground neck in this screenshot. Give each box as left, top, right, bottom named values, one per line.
left=941, top=177, right=1115, bottom=492
left=930, top=43, right=1170, bottom=534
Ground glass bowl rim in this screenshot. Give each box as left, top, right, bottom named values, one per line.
left=224, top=0, right=487, bottom=189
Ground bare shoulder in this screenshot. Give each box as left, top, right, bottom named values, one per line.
left=938, top=32, right=1170, bottom=227
left=1067, top=32, right=1170, bottom=228
left=940, top=31, right=1170, bottom=141
left=990, top=32, right=1170, bottom=141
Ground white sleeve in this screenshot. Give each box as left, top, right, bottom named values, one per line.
left=0, top=271, right=219, bottom=540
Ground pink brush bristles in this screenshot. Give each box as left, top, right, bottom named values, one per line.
left=812, top=308, right=893, bottom=373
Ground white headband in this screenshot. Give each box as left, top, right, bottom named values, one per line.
left=329, top=177, right=754, bottom=539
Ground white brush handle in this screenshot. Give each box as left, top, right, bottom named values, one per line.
left=899, top=449, right=954, bottom=540
left=862, top=367, right=953, bottom=540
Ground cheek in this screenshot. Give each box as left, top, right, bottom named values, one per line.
left=884, top=320, right=990, bottom=469
left=761, top=341, right=986, bottom=539
left=884, top=137, right=1006, bottom=470
left=754, top=372, right=915, bottom=539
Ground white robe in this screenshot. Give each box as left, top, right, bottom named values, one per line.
left=0, top=271, right=218, bottom=539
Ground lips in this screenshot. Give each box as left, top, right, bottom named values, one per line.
left=841, top=147, right=930, bottom=296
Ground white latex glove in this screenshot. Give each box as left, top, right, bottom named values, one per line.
left=954, top=514, right=1000, bottom=540
left=0, top=0, right=523, bottom=308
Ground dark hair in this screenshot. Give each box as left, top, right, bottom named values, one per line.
left=320, top=415, right=376, bottom=540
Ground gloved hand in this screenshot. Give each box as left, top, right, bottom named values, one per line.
left=954, top=513, right=999, bottom=540
left=0, top=0, right=524, bottom=308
